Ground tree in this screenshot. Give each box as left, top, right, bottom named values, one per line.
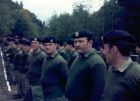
left=0, top=4, right=15, bottom=34
left=0, top=0, right=46, bottom=38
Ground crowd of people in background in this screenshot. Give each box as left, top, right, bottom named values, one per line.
left=1, top=29, right=140, bottom=101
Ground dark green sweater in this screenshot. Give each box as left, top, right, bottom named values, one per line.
left=28, top=49, right=46, bottom=85
left=67, top=51, right=78, bottom=69
left=102, top=62, right=140, bottom=101
left=66, top=49, right=107, bottom=101
left=58, top=47, right=69, bottom=61
left=41, top=52, right=68, bottom=98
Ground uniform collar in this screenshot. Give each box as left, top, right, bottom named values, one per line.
left=80, top=48, right=93, bottom=58
left=32, top=48, right=41, bottom=54
left=116, top=57, right=132, bottom=72
left=58, top=47, right=64, bottom=52
left=47, top=50, right=58, bottom=58
left=70, top=50, right=76, bottom=55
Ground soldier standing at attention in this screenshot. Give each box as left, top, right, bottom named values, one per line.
left=28, top=37, right=46, bottom=101
left=41, top=36, right=68, bottom=101
left=6, top=39, right=17, bottom=85
left=12, top=40, right=24, bottom=99
left=66, top=29, right=107, bottom=101
left=18, top=39, right=30, bottom=99
left=56, top=40, right=68, bottom=61
left=64, top=39, right=78, bottom=69
left=101, top=30, right=140, bottom=101
left=136, top=42, right=140, bottom=64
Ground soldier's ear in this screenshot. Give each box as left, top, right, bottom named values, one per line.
left=111, top=45, right=118, bottom=54
left=89, top=40, right=93, bottom=45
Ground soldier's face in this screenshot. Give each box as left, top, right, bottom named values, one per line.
left=65, top=44, right=71, bottom=52
left=21, top=44, right=26, bottom=50
left=99, top=47, right=104, bottom=54
left=73, top=37, right=91, bottom=54
left=26, top=46, right=31, bottom=52
left=102, top=44, right=116, bottom=65
left=9, top=42, right=13, bottom=47
left=10, top=42, right=16, bottom=48
left=43, top=43, right=57, bottom=54
left=31, top=41, right=40, bottom=50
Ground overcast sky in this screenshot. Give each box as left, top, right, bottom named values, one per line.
left=12, top=0, right=104, bottom=21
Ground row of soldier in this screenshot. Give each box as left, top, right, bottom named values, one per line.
left=2, top=29, right=140, bottom=101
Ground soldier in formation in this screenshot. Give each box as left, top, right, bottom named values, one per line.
left=66, top=29, right=107, bottom=101
left=41, top=36, right=68, bottom=101
left=2, top=29, right=140, bottom=101
left=101, top=30, right=140, bottom=101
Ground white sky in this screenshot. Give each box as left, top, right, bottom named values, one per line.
left=12, top=0, right=104, bottom=21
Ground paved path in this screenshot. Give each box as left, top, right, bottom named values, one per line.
left=0, top=47, right=22, bottom=101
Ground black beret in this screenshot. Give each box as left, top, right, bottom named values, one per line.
left=72, top=29, right=94, bottom=39
left=14, top=41, right=20, bottom=45
left=102, top=30, right=136, bottom=44
left=7, top=37, right=15, bottom=42
left=25, top=40, right=31, bottom=46
left=31, top=37, right=41, bottom=42
left=42, top=36, right=56, bottom=43
left=14, top=35, right=22, bottom=40
left=20, top=39, right=31, bottom=46
left=56, top=40, right=64, bottom=46
left=18, top=39, right=23, bottom=44
left=65, top=39, right=74, bottom=45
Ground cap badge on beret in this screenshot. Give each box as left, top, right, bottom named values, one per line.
left=50, top=39, right=53, bottom=43
left=34, top=37, right=37, bottom=41
left=75, top=32, right=79, bottom=37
